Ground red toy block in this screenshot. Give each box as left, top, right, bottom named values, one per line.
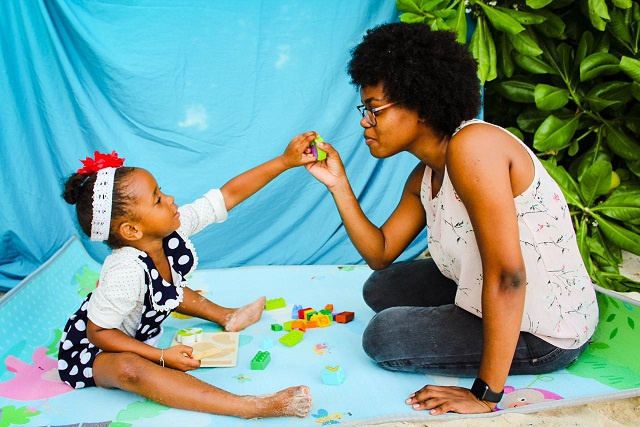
left=335, top=311, right=355, bottom=323
left=298, top=307, right=313, bottom=319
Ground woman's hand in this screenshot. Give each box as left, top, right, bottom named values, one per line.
left=305, top=140, right=347, bottom=190
left=281, top=131, right=319, bottom=168
left=406, top=384, right=496, bottom=415
left=163, top=345, right=201, bottom=372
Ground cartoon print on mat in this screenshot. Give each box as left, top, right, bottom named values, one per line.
left=498, top=386, right=563, bottom=409
left=313, top=343, right=333, bottom=356
left=312, top=408, right=351, bottom=425
left=567, top=293, right=640, bottom=389
left=233, top=374, right=252, bottom=383
left=0, top=348, right=73, bottom=400
left=0, top=405, right=40, bottom=426
left=73, top=265, right=100, bottom=297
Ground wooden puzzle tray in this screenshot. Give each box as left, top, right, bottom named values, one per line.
left=170, top=331, right=239, bottom=368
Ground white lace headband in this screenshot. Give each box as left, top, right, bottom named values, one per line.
left=90, top=167, right=117, bottom=241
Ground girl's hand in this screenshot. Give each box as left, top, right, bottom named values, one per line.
left=406, top=384, right=496, bottom=415
left=281, top=131, right=319, bottom=168
left=305, top=140, right=347, bottom=190
left=163, top=345, right=201, bottom=372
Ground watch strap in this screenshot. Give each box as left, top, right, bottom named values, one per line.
left=471, top=378, right=504, bottom=403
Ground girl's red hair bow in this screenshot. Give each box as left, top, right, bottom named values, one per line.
left=77, top=151, right=125, bottom=175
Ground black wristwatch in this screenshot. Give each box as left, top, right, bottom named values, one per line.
left=470, top=378, right=504, bottom=403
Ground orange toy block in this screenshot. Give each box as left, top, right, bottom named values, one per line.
left=324, top=304, right=334, bottom=312
left=291, top=320, right=307, bottom=332
left=335, top=311, right=355, bottom=323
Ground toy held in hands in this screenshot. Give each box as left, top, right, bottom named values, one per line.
left=310, top=134, right=327, bottom=161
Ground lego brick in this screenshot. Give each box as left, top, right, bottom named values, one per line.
left=322, top=365, right=346, bottom=385
left=265, top=297, right=286, bottom=310
left=271, top=323, right=283, bottom=331
left=292, top=304, right=303, bottom=319
left=335, top=311, right=355, bottom=323
left=250, top=351, right=271, bottom=370
left=279, top=330, right=304, bottom=347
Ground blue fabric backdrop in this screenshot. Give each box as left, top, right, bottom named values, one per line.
left=0, top=0, right=428, bottom=291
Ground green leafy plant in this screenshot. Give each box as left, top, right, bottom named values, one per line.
left=397, top=0, right=640, bottom=291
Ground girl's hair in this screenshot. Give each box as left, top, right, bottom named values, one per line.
left=62, top=167, right=138, bottom=249
left=348, top=22, right=481, bottom=138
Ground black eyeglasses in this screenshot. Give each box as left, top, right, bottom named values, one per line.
left=357, top=102, right=397, bottom=126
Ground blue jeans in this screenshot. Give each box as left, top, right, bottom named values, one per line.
left=361, top=258, right=588, bottom=377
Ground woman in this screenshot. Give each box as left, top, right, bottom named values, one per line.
left=306, top=22, right=597, bottom=415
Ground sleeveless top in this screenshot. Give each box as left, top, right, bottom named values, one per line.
left=420, top=119, right=598, bottom=349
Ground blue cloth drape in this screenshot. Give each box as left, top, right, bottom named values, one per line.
left=0, top=0, right=427, bottom=291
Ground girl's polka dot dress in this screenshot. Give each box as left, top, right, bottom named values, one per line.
left=58, top=231, right=195, bottom=388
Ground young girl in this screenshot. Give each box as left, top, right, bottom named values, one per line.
left=59, top=132, right=318, bottom=419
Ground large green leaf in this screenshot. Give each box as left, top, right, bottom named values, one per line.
left=498, top=34, right=515, bottom=78
left=526, top=0, right=553, bottom=9
left=396, top=0, right=422, bottom=14
left=584, top=81, right=633, bottom=112
left=580, top=161, right=612, bottom=206
left=580, top=53, right=620, bottom=82
left=477, top=2, right=525, bottom=34
left=399, top=12, right=425, bottom=23
left=517, top=107, right=573, bottom=132
left=485, top=19, right=498, bottom=81
left=470, top=17, right=491, bottom=84
left=534, top=84, right=570, bottom=110
left=587, top=0, right=610, bottom=31
left=493, top=80, right=536, bottom=103
left=496, top=7, right=546, bottom=25
left=603, top=122, right=640, bottom=160
left=592, top=191, right=640, bottom=221
left=535, top=9, right=566, bottom=38
left=452, top=4, right=467, bottom=44
left=533, top=114, right=581, bottom=151
left=593, top=214, right=640, bottom=256
left=632, top=82, right=640, bottom=102
left=611, top=0, right=632, bottom=8
left=507, top=30, right=543, bottom=56
left=574, top=32, right=594, bottom=76
left=620, top=56, right=640, bottom=82
left=576, top=219, right=593, bottom=274
left=513, top=52, right=559, bottom=75
left=629, top=159, right=640, bottom=178
left=609, top=8, right=632, bottom=44
left=540, top=159, right=584, bottom=207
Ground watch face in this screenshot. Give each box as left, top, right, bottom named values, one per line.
left=471, top=378, right=503, bottom=403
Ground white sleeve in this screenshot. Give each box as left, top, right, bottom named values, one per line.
left=87, top=262, right=145, bottom=330
left=177, top=188, right=228, bottom=236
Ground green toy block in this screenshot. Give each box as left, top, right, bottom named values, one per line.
left=279, top=330, right=304, bottom=347
left=250, top=351, right=271, bottom=370
left=265, top=297, right=286, bottom=310
left=305, top=310, right=318, bottom=321
left=311, top=134, right=327, bottom=161
left=271, top=323, right=283, bottom=331
left=283, top=320, right=293, bottom=331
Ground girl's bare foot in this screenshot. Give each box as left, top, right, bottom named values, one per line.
left=224, top=296, right=266, bottom=332
left=248, top=386, right=312, bottom=418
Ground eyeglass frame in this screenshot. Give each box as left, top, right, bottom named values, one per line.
left=357, top=102, right=397, bottom=127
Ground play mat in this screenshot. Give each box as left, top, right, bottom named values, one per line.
left=0, top=237, right=639, bottom=426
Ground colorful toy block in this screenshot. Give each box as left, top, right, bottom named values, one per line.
left=175, top=327, right=203, bottom=345
left=260, top=337, right=274, bottom=350
left=292, top=304, right=303, bottom=319
left=310, top=134, right=327, bottom=161
left=265, top=297, right=286, bottom=311
left=192, top=346, right=222, bottom=361
left=305, top=310, right=318, bottom=321
left=335, top=311, right=355, bottom=324
left=306, top=320, right=319, bottom=328
left=250, top=351, right=271, bottom=370
left=319, top=309, right=332, bottom=317
left=298, top=307, right=313, bottom=319
left=279, top=330, right=304, bottom=347
left=283, top=320, right=293, bottom=331
left=291, top=320, right=307, bottom=332
left=271, top=323, right=283, bottom=331
left=322, top=365, right=346, bottom=385
left=324, top=304, right=334, bottom=312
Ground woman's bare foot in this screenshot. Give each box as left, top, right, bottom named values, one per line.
left=224, top=296, right=266, bottom=332
left=248, top=386, right=312, bottom=418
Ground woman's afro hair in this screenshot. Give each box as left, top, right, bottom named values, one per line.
left=348, top=22, right=481, bottom=137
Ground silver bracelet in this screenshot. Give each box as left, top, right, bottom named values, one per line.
left=160, top=348, right=165, bottom=367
